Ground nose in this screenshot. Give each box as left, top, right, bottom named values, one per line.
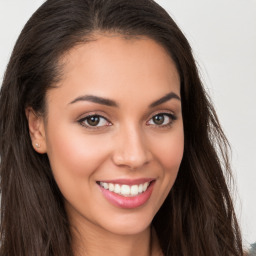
left=112, top=124, right=152, bottom=170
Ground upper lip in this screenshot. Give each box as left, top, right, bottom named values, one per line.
left=97, top=178, right=155, bottom=185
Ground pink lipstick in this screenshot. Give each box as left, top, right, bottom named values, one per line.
left=97, top=179, right=155, bottom=209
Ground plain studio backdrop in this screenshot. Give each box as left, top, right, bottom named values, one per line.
left=0, top=0, right=255, bottom=249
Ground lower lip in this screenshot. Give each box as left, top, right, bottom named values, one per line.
left=98, top=182, right=155, bottom=209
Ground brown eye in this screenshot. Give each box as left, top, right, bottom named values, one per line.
left=147, top=113, right=176, bottom=127
left=87, top=116, right=100, bottom=126
left=79, top=115, right=110, bottom=128
left=152, top=114, right=165, bottom=125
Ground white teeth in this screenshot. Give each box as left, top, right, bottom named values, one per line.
left=109, top=183, right=115, bottom=192
left=143, top=182, right=149, bottom=192
left=130, top=185, right=139, bottom=195
left=114, top=184, right=121, bottom=194
left=103, top=182, right=109, bottom=189
left=121, top=185, right=130, bottom=196
left=99, top=181, right=151, bottom=197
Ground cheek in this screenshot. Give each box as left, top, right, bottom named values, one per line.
left=45, top=125, right=111, bottom=178
left=153, top=129, right=184, bottom=171
left=45, top=125, right=113, bottom=211
left=148, top=127, right=184, bottom=213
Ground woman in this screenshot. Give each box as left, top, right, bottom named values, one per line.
left=0, top=0, right=243, bottom=255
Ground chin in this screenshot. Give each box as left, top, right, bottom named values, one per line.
left=98, top=209, right=156, bottom=236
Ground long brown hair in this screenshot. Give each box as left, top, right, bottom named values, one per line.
left=0, top=0, right=243, bottom=255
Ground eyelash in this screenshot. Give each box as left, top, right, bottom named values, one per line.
left=146, top=112, right=177, bottom=128
left=78, top=114, right=112, bottom=129
left=78, top=112, right=177, bottom=129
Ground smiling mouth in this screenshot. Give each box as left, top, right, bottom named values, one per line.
left=96, top=179, right=156, bottom=208
left=97, top=181, right=152, bottom=197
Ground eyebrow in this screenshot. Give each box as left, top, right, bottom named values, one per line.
left=69, top=95, right=118, bottom=107
left=149, top=92, right=181, bottom=108
left=69, top=91, right=180, bottom=108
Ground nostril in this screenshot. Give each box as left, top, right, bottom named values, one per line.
left=112, top=152, right=151, bottom=170
left=111, top=129, right=152, bottom=169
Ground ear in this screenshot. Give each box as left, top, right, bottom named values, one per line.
left=25, top=107, right=47, bottom=154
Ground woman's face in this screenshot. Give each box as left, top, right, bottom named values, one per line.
left=41, top=35, right=184, bottom=235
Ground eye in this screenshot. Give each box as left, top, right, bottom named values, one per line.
left=147, top=113, right=176, bottom=127
left=78, top=115, right=111, bottom=128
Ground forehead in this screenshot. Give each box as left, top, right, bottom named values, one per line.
left=48, top=35, right=180, bottom=106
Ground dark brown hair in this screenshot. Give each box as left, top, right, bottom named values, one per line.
left=0, top=0, right=243, bottom=255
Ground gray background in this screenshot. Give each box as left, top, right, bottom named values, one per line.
left=0, top=0, right=255, bottom=248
